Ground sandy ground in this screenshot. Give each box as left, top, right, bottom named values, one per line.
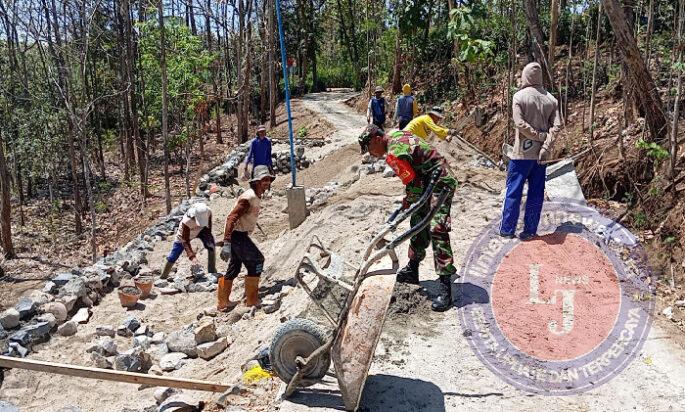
left=2, top=92, right=685, bottom=412
left=279, top=93, right=685, bottom=412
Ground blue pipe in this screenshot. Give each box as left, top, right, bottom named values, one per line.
left=275, top=0, right=297, bottom=187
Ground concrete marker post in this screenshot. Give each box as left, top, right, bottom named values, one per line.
left=275, top=0, right=307, bottom=229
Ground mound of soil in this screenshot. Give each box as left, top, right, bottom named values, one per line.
left=388, top=283, right=429, bottom=316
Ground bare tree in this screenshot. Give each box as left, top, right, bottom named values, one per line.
left=0, top=134, right=14, bottom=259
left=523, top=0, right=553, bottom=88
left=601, top=0, right=668, bottom=141
left=159, top=0, right=172, bottom=213
left=549, top=0, right=560, bottom=81
left=670, top=0, right=684, bottom=181
left=589, top=2, right=603, bottom=144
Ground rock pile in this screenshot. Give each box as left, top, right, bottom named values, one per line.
left=271, top=147, right=311, bottom=175
left=0, top=197, right=210, bottom=359
left=196, top=140, right=319, bottom=198
left=360, top=153, right=392, bottom=177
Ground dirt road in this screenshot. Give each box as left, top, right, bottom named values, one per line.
left=2, top=91, right=685, bottom=412
left=281, top=92, right=685, bottom=412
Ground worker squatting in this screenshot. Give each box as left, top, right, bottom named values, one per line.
left=470, top=306, right=644, bottom=385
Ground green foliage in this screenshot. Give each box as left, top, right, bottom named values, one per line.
left=447, top=7, right=494, bottom=64
left=95, top=200, right=109, bottom=214
left=632, top=211, right=648, bottom=228
left=138, top=14, right=214, bottom=135
left=663, top=235, right=677, bottom=245
left=635, top=139, right=669, bottom=163
left=297, top=127, right=309, bottom=138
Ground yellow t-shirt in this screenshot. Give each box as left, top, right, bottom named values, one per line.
left=403, top=114, right=449, bottom=140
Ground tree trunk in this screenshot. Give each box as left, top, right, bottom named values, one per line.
left=187, top=1, right=197, bottom=35
left=506, top=0, right=517, bottom=143
left=670, top=0, right=684, bottom=180
left=214, top=0, right=224, bottom=144
left=391, top=25, right=402, bottom=95
left=236, top=0, right=247, bottom=142
left=45, top=0, right=84, bottom=234
left=268, top=0, right=277, bottom=127
left=522, top=0, right=553, bottom=88
left=601, top=0, right=668, bottom=141
left=123, top=0, right=147, bottom=201
left=564, top=6, right=575, bottom=118
left=620, top=0, right=638, bottom=125
left=549, top=0, right=560, bottom=82
left=589, top=2, right=603, bottom=143
left=645, top=0, right=655, bottom=65
left=308, top=0, right=318, bottom=92
left=159, top=0, right=172, bottom=213
left=259, top=2, right=268, bottom=122
left=0, top=136, right=15, bottom=259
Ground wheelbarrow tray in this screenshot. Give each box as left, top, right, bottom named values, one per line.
left=331, top=263, right=396, bottom=411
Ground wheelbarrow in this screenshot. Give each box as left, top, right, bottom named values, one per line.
left=269, top=171, right=450, bottom=411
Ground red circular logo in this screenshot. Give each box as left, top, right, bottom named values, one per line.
left=492, top=233, right=621, bottom=361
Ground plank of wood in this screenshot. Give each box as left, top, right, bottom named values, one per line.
left=0, top=355, right=229, bottom=392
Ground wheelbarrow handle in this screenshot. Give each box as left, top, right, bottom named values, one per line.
left=386, top=190, right=451, bottom=251
left=364, top=170, right=441, bottom=261
left=387, top=169, right=442, bottom=227
left=358, top=190, right=450, bottom=279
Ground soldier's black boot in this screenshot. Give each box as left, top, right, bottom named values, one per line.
left=431, top=276, right=453, bottom=312
left=396, top=260, right=420, bottom=285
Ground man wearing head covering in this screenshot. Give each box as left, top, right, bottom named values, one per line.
left=366, top=86, right=387, bottom=128
left=243, top=125, right=274, bottom=179
left=160, top=203, right=216, bottom=279
left=394, top=84, right=419, bottom=129
left=403, top=106, right=455, bottom=142
left=358, top=125, right=458, bottom=312
left=500, top=62, right=562, bottom=240
left=217, top=165, right=275, bottom=311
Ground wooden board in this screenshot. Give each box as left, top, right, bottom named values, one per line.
left=0, top=355, right=229, bottom=392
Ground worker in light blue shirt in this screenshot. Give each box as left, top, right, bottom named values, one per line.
left=243, top=125, right=274, bottom=179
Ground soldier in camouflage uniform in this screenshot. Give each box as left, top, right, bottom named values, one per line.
left=359, top=125, right=458, bottom=312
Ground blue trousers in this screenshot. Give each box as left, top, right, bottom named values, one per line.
left=500, top=160, right=546, bottom=236
left=166, top=227, right=215, bottom=263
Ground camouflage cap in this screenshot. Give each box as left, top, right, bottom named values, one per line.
left=358, top=124, right=383, bottom=153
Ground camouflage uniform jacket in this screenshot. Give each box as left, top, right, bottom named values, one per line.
left=387, top=130, right=458, bottom=202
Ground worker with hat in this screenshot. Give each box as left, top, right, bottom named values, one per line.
left=394, top=84, right=419, bottom=129
left=160, top=203, right=217, bottom=279
left=358, top=125, right=458, bottom=312
left=366, top=86, right=387, bottom=128
left=403, top=106, right=456, bottom=142
left=217, top=165, right=275, bottom=311
left=243, top=125, right=274, bottom=180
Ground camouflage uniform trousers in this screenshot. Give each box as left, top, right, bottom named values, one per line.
left=406, top=184, right=456, bottom=278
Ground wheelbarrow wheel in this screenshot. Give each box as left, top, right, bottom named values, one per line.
left=270, top=318, right=331, bottom=386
